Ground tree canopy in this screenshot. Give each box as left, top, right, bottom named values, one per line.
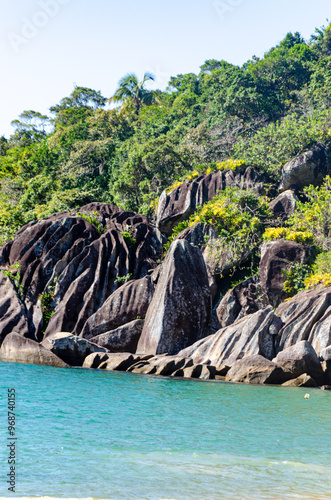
left=109, top=72, right=156, bottom=115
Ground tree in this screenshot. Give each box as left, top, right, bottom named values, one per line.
left=167, top=73, right=199, bottom=94
left=50, top=86, right=106, bottom=127
left=310, top=21, right=331, bottom=56
left=199, top=59, right=232, bottom=74
left=10, top=110, right=50, bottom=146
left=50, top=86, right=106, bottom=114
left=109, top=72, right=156, bottom=115
left=0, top=136, right=9, bottom=156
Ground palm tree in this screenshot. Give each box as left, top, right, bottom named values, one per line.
left=109, top=72, right=156, bottom=115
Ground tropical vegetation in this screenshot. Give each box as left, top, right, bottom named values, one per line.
left=1, top=22, right=331, bottom=295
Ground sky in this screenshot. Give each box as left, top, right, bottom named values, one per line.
left=0, top=0, right=330, bottom=138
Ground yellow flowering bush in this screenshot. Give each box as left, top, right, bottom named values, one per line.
left=304, top=251, right=331, bottom=289
left=187, top=170, right=200, bottom=181
left=263, top=227, right=314, bottom=244
left=216, top=159, right=246, bottom=172
left=190, top=188, right=270, bottom=244
left=305, top=273, right=331, bottom=289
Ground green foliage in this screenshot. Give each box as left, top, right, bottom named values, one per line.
left=39, top=289, right=55, bottom=334
left=109, top=72, right=156, bottom=115
left=189, top=187, right=271, bottom=239
left=2, top=262, right=23, bottom=298
left=114, top=273, right=132, bottom=284
left=283, top=263, right=312, bottom=297
left=165, top=188, right=271, bottom=258
left=1, top=23, right=331, bottom=244
left=120, top=230, right=136, bottom=247
left=233, top=110, right=331, bottom=177
left=289, top=176, right=331, bottom=250
left=76, top=211, right=103, bottom=235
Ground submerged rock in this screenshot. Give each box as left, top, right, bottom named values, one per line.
left=137, top=239, right=211, bottom=356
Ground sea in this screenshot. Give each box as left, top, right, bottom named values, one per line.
left=0, top=361, right=330, bottom=500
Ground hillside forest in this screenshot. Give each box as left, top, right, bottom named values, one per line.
left=1, top=22, right=331, bottom=295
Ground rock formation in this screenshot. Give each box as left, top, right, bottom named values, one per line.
left=137, top=239, right=211, bottom=355
left=279, top=144, right=330, bottom=192
left=0, top=158, right=330, bottom=387
left=157, top=167, right=265, bottom=235
left=259, top=239, right=312, bottom=307
left=225, top=355, right=287, bottom=385
left=0, top=332, right=68, bottom=367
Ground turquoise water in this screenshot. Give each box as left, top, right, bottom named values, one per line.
left=0, top=361, right=331, bottom=500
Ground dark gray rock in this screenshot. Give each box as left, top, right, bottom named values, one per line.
left=308, top=305, right=331, bottom=356
left=44, top=229, right=132, bottom=337
left=225, top=354, right=286, bottom=384
left=42, top=332, right=109, bottom=366
left=321, top=346, right=331, bottom=385
left=89, top=319, right=144, bottom=353
left=83, top=352, right=144, bottom=371
left=259, top=240, right=312, bottom=308
left=216, top=275, right=269, bottom=328
left=279, top=144, right=330, bottom=192
left=2, top=215, right=99, bottom=340
left=282, top=374, right=318, bottom=387
left=178, top=306, right=280, bottom=370
left=80, top=276, right=154, bottom=340
left=1, top=205, right=162, bottom=341
left=270, top=190, right=298, bottom=220
left=276, top=287, right=331, bottom=353
left=127, top=355, right=193, bottom=376
left=272, top=341, right=324, bottom=385
left=157, top=168, right=265, bottom=236
left=0, top=272, right=30, bottom=343
left=81, top=352, right=110, bottom=369
left=0, top=332, right=68, bottom=368
left=172, top=364, right=216, bottom=379
left=137, top=240, right=211, bottom=356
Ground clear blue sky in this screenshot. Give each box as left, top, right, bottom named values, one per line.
left=0, top=0, right=330, bottom=137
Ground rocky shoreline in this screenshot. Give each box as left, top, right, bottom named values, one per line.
left=0, top=147, right=331, bottom=389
